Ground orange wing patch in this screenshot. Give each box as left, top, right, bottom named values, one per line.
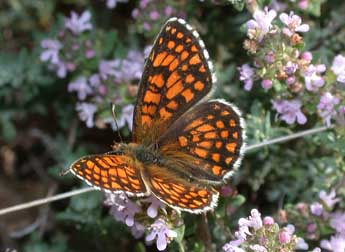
left=133, top=18, right=215, bottom=144
left=159, top=100, right=245, bottom=180
left=70, top=154, right=147, bottom=196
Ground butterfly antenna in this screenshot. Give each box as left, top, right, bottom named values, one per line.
left=60, top=167, right=71, bottom=176
left=111, top=103, right=123, bottom=143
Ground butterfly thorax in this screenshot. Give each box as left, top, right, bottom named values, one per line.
left=112, top=142, right=162, bottom=165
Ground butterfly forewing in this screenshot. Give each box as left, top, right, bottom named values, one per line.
left=158, top=100, right=246, bottom=180
left=70, top=154, right=147, bottom=196
left=133, top=18, right=215, bottom=144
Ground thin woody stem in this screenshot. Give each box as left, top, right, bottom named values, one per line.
left=0, top=125, right=333, bottom=216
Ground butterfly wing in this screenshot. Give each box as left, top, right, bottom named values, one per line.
left=158, top=100, right=246, bottom=181
left=143, top=164, right=219, bottom=213
left=70, top=154, right=147, bottom=196
left=133, top=17, right=215, bottom=144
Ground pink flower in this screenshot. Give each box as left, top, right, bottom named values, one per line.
left=304, top=64, right=326, bottom=91
left=319, top=190, right=340, bottom=209
left=279, top=230, right=291, bottom=244
left=317, top=92, right=340, bottom=126
left=272, top=99, right=307, bottom=125
left=239, top=64, right=255, bottom=91
left=263, top=216, right=275, bottom=226
left=76, top=102, right=97, bottom=128
left=285, top=61, right=298, bottom=75
left=247, top=8, right=277, bottom=41
left=65, top=10, right=93, bottom=35
left=298, top=0, right=309, bottom=10
left=301, top=51, right=313, bottom=62
left=146, top=219, right=177, bottom=251
left=279, top=12, right=309, bottom=36
left=331, top=54, right=345, bottom=84
left=261, top=79, right=273, bottom=90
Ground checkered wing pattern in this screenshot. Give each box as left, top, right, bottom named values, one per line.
left=158, top=100, right=246, bottom=181
left=70, top=154, right=147, bottom=196
left=145, top=164, right=219, bottom=213
left=133, top=17, right=215, bottom=144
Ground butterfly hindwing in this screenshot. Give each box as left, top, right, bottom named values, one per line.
left=70, top=154, right=147, bottom=196
left=133, top=17, right=215, bottom=144
left=144, top=164, right=219, bottom=213
left=158, top=100, right=246, bottom=181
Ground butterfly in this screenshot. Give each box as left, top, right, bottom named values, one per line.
left=68, top=17, right=246, bottom=213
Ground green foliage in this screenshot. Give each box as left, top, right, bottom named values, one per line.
left=1, top=0, right=344, bottom=252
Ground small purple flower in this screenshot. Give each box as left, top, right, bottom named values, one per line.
left=51, top=61, right=68, bottom=78
left=319, top=190, right=340, bottom=209
left=146, top=219, right=177, bottom=251
left=68, top=77, right=93, bottom=100
left=321, top=235, right=345, bottom=252
left=65, top=10, right=93, bottom=35
left=265, top=51, right=276, bottom=63
left=247, top=8, right=277, bottom=41
left=286, top=76, right=296, bottom=85
left=249, top=244, right=267, bottom=252
left=330, top=212, right=345, bottom=235
left=223, top=240, right=245, bottom=252
left=105, top=192, right=141, bottom=227
left=164, top=6, right=174, bottom=16
left=149, top=10, right=160, bottom=20
left=279, top=12, right=309, bottom=36
left=317, top=92, right=340, bottom=126
left=99, top=60, right=120, bottom=79
left=331, top=54, right=345, bottom=84
left=239, top=209, right=263, bottom=231
left=272, top=99, right=307, bottom=125
left=105, top=0, right=129, bottom=9
left=119, top=104, right=134, bottom=130
left=76, top=102, right=97, bottom=128
left=296, top=238, right=309, bottom=250
left=40, top=39, right=62, bottom=64
left=285, top=61, right=298, bottom=75
left=307, top=223, right=317, bottom=233
left=89, top=74, right=102, bottom=88
left=310, top=202, right=323, bottom=216
left=304, top=64, right=326, bottom=91
left=239, top=64, right=255, bottom=91
left=143, top=195, right=165, bottom=218
left=261, top=79, right=273, bottom=90
left=132, top=8, right=140, bottom=18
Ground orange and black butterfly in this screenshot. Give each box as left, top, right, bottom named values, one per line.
left=68, top=17, right=246, bottom=213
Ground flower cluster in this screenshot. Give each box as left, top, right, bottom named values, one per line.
left=40, top=10, right=146, bottom=130
left=104, top=193, right=179, bottom=251
left=132, top=0, right=186, bottom=36
left=239, top=7, right=345, bottom=127
left=282, top=190, right=344, bottom=252
left=222, top=209, right=310, bottom=252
